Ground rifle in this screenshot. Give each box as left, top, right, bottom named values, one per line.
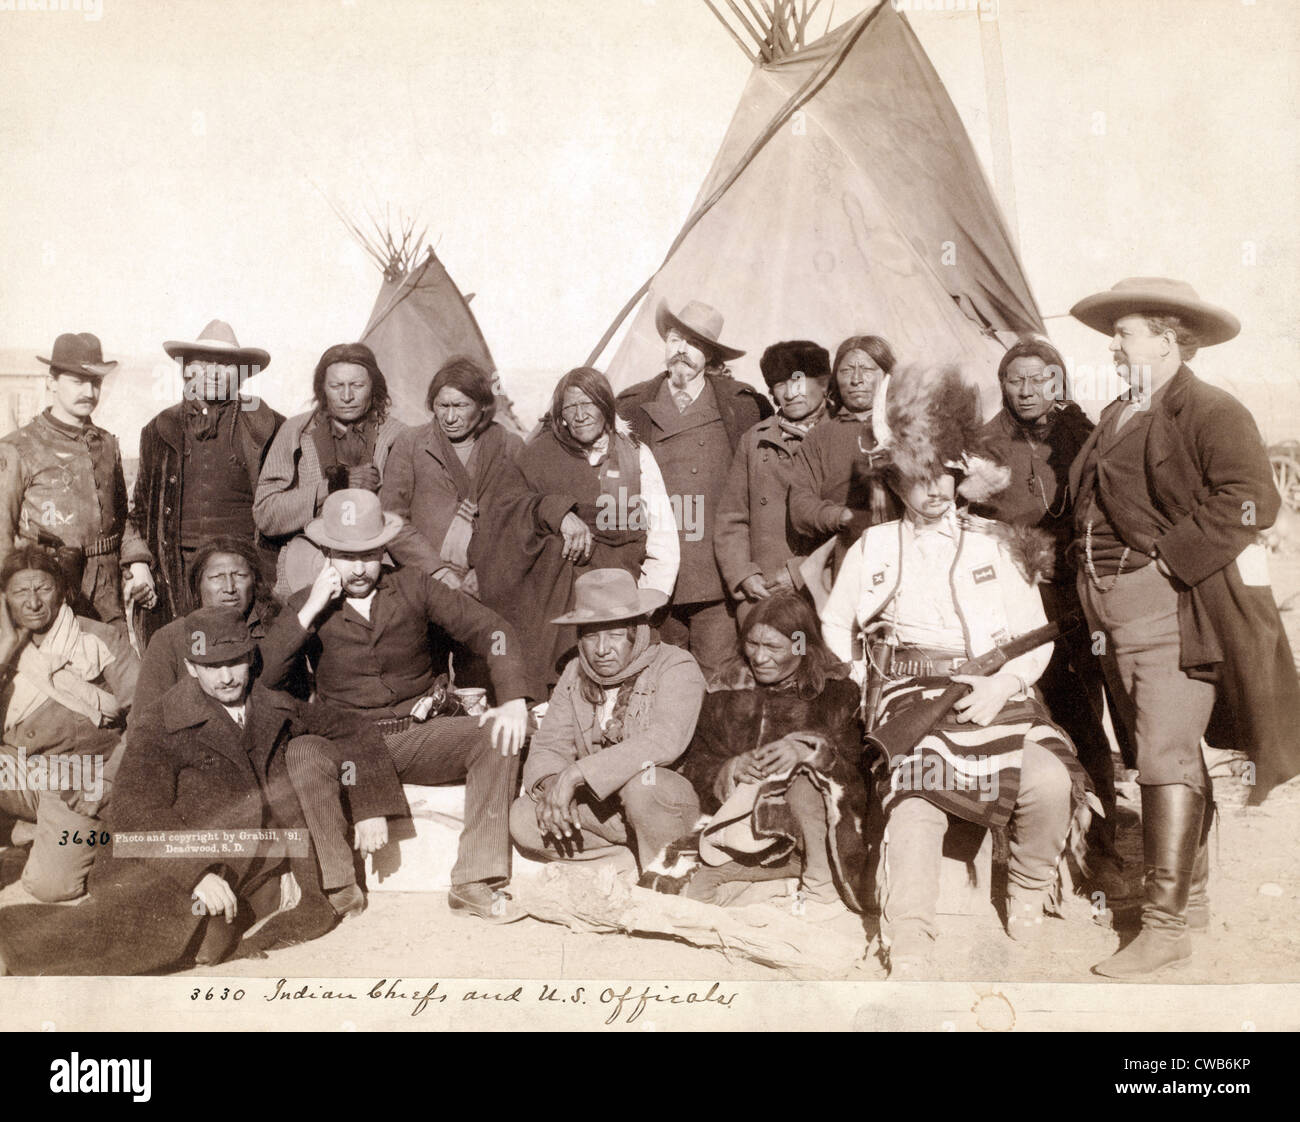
left=864, top=612, right=1082, bottom=765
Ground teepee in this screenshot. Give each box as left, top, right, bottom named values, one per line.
left=591, top=1, right=1043, bottom=408
left=348, top=212, right=526, bottom=436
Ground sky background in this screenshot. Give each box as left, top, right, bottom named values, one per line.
left=1, top=0, right=1296, bottom=452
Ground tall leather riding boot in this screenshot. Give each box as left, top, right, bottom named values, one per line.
left=1093, top=783, right=1205, bottom=978
left=1186, top=795, right=1214, bottom=932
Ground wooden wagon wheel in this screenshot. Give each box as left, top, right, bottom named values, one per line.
left=1270, top=452, right=1300, bottom=512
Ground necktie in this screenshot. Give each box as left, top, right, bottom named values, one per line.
left=673, top=389, right=692, bottom=413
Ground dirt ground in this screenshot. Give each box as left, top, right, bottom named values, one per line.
left=3, top=556, right=1298, bottom=988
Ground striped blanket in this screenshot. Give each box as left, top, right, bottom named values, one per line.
left=874, top=676, right=1092, bottom=833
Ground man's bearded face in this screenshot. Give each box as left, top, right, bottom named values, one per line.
left=328, top=549, right=384, bottom=598
left=664, top=329, right=708, bottom=389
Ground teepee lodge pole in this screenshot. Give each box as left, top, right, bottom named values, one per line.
left=703, top=1, right=760, bottom=63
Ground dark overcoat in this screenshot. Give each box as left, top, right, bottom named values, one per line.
left=130, top=398, right=282, bottom=638
left=712, top=414, right=822, bottom=598
left=1069, top=365, right=1300, bottom=801
left=617, top=371, right=771, bottom=605
left=0, top=679, right=401, bottom=974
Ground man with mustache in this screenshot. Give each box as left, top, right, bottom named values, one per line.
left=259, top=489, right=534, bottom=921
left=1068, top=278, right=1300, bottom=978
left=0, top=333, right=155, bottom=626
left=714, top=340, right=831, bottom=618
left=616, top=300, right=771, bottom=680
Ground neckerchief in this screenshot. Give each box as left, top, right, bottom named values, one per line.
left=576, top=624, right=657, bottom=747
left=185, top=397, right=236, bottom=441
left=776, top=397, right=828, bottom=442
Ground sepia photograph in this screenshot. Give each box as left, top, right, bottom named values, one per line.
left=0, top=0, right=1296, bottom=1049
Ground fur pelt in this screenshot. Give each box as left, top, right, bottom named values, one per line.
left=872, top=365, right=1009, bottom=500
left=960, top=513, right=1059, bottom=585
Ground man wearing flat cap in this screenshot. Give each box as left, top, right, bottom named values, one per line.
left=616, top=299, right=771, bottom=680
left=714, top=339, right=831, bottom=617
left=130, top=320, right=283, bottom=639
left=0, top=606, right=371, bottom=975
left=0, top=333, right=155, bottom=625
left=1068, top=277, right=1300, bottom=978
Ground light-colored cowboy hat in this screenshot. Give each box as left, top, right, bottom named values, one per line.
left=550, top=568, right=667, bottom=626
left=304, top=489, right=403, bottom=553
left=36, top=332, right=118, bottom=379
left=698, top=779, right=783, bottom=866
left=1070, top=277, right=1240, bottom=346
left=163, top=319, right=271, bottom=368
left=655, top=299, right=746, bottom=362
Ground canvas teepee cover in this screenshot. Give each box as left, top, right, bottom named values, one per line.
left=595, top=2, right=1043, bottom=404
left=361, top=248, right=525, bottom=436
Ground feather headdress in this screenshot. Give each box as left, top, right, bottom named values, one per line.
left=869, top=364, right=1011, bottom=503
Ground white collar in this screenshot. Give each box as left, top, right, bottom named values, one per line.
left=669, top=371, right=706, bottom=403
left=902, top=504, right=960, bottom=541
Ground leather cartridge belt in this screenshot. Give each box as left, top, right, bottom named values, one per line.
left=373, top=714, right=415, bottom=737
left=19, top=529, right=120, bottom=557
left=891, top=646, right=967, bottom=679
left=85, top=532, right=123, bottom=558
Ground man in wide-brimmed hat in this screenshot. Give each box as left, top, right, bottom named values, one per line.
left=0, top=332, right=155, bottom=625
left=259, top=489, right=536, bottom=922
left=129, top=320, right=283, bottom=639
left=616, top=299, right=771, bottom=681
left=510, top=567, right=704, bottom=874
left=1066, top=277, right=1300, bottom=979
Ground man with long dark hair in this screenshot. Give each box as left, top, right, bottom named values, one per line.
left=974, top=336, right=1122, bottom=889
left=254, top=341, right=408, bottom=599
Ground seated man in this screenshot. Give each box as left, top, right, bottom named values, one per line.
left=0, top=607, right=358, bottom=975
left=821, top=368, right=1089, bottom=978
left=509, top=568, right=704, bottom=873
left=260, top=489, right=533, bottom=922
left=0, top=545, right=138, bottom=901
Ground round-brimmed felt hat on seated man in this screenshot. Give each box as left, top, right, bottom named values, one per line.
left=163, top=319, right=271, bottom=369
left=304, top=488, right=403, bottom=553
left=550, top=568, right=667, bottom=626
left=654, top=299, right=746, bottom=362
left=1070, top=277, right=1241, bottom=346
left=184, top=605, right=258, bottom=664
left=36, top=332, right=118, bottom=379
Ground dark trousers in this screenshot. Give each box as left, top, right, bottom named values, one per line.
left=1039, top=582, right=1117, bottom=851
left=288, top=717, right=516, bottom=889
left=387, top=716, right=519, bottom=886
left=657, top=599, right=737, bottom=683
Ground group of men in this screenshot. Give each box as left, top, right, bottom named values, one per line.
left=0, top=273, right=1296, bottom=978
